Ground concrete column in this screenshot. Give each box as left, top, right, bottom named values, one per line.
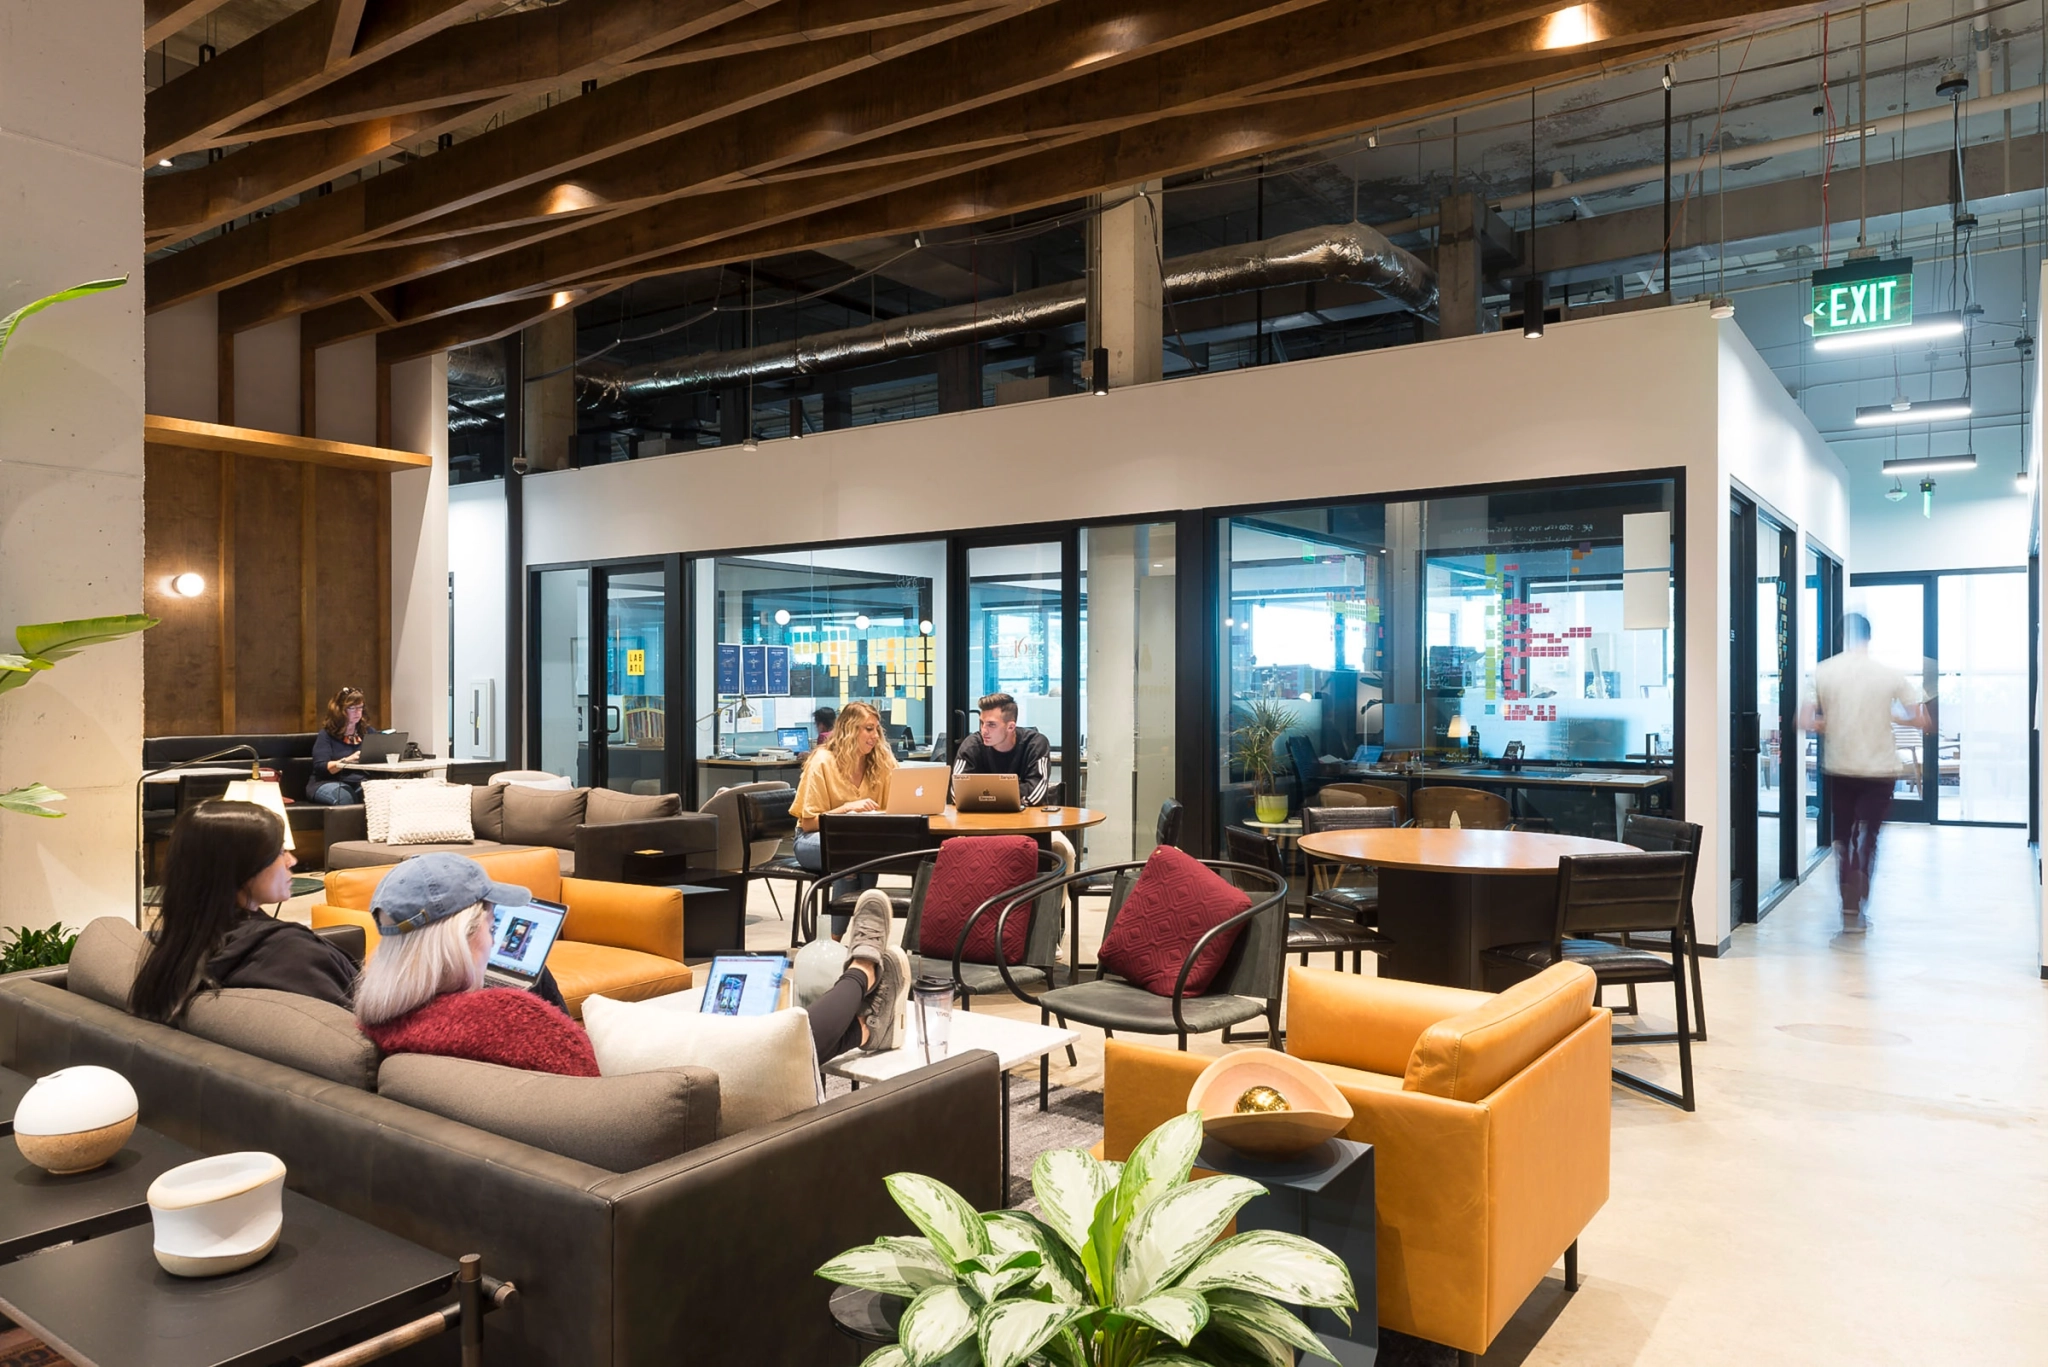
left=389, top=355, right=451, bottom=760
left=1433, top=194, right=1490, bottom=338
left=521, top=312, right=575, bottom=470
left=1088, top=182, right=1164, bottom=389
left=936, top=344, right=983, bottom=412
left=0, top=0, right=146, bottom=928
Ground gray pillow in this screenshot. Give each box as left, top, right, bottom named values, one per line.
left=501, top=784, right=589, bottom=848
left=585, top=787, right=681, bottom=826
left=68, top=916, right=148, bottom=1010
left=470, top=782, right=507, bottom=842
left=376, top=1055, right=718, bottom=1171
left=181, top=988, right=380, bottom=1090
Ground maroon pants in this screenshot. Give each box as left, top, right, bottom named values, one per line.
left=1829, top=774, right=1895, bottom=912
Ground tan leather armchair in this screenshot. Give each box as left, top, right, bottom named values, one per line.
left=312, top=846, right=693, bottom=1018
left=1102, top=963, right=1608, bottom=1359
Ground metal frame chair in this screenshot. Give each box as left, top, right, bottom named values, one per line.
left=1314, top=782, right=1410, bottom=822
left=1411, top=785, right=1513, bottom=829
left=1063, top=799, right=1182, bottom=978
left=794, top=814, right=933, bottom=945
left=731, top=786, right=806, bottom=924
left=1226, top=826, right=1392, bottom=976
left=1612, top=811, right=1707, bottom=1042
left=1480, top=850, right=1696, bottom=1111
left=1299, top=804, right=1401, bottom=937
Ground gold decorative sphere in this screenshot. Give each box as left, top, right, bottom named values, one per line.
left=1234, top=1085, right=1291, bottom=1114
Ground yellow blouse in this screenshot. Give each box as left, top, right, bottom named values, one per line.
left=792, top=747, right=894, bottom=829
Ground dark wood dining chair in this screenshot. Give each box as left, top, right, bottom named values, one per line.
left=1611, top=812, right=1706, bottom=1042
left=1226, top=825, right=1392, bottom=975
left=1480, top=851, right=1695, bottom=1111
left=1412, top=785, right=1511, bottom=830
left=1299, top=805, right=1401, bottom=936
left=1315, top=782, right=1410, bottom=823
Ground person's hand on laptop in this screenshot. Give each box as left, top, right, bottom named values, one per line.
left=832, top=798, right=881, bottom=815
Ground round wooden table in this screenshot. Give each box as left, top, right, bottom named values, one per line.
left=927, top=806, right=1105, bottom=836
left=1297, top=828, right=1633, bottom=989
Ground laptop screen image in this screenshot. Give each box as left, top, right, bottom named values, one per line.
left=700, top=956, right=789, bottom=1016
left=486, top=899, right=567, bottom=983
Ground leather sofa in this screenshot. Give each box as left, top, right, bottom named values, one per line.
left=313, top=846, right=691, bottom=1018
left=323, top=780, right=718, bottom=879
left=0, top=953, right=1001, bottom=1367
left=1101, top=963, right=1609, bottom=1359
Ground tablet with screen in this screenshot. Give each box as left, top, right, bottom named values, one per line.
left=700, top=955, right=789, bottom=1016
left=483, top=898, right=567, bottom=989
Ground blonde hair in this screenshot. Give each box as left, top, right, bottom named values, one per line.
left=354, top=903, right=488, bottom=1027
left=820, top=700, right=896, bottom=788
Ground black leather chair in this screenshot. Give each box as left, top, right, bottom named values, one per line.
left=799, top=813, right=932, bottom=943
left=1299, top=804, right=1401, bottom=931
left=1481, top=851, right=1696, bottom=1111
left=734, top=787, right=810, bottom=926
left=1227, top=825, right=1392, bottom=976
left=1611, top=812, right=1707, bottom=1042
left=1064, top=799, right=1182, bottom=978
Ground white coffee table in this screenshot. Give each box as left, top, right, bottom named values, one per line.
left=825, top=1010, right=1078, bottom=1204
left=340, top=759, right=450, bottom=776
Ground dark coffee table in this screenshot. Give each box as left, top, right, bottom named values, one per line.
left=0, top=1189, right=459, bottom=1367
left=0, top=1124, right=203, bottom=1264
left=0, top=1065, right=33, bottom=1137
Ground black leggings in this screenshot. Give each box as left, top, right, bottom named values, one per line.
left=810, top=967, right=868, bottom=1061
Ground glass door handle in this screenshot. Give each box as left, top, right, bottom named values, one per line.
left=605, top=704, right=622, bottom=737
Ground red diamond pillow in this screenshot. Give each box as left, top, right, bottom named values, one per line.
left=917, top=836, right=1043, bottom=964
left=1096, top=846, right=1253, bottom=997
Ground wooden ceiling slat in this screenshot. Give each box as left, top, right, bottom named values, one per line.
left=145, top=0, right=235, bottom=49
left=639, top=0, right=1012, bottom=65
left=327, top=0, right=373, bottom=69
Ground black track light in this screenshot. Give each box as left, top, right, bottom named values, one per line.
left=1522, top=277, right=1546, bottom=339
left=1091, top=346, right=1110, bottom=396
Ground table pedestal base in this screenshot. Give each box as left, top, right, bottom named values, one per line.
left=1376, top=869, right=1554, bottom=991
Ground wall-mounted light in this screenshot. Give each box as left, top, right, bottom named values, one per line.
left=171, top=572, right=206, bottom=598
left=773, top=608, right=791, bottom=626
left=1882, top=453, right=1977, bottom=475
left=1853, top=399, right=1972, bottom=426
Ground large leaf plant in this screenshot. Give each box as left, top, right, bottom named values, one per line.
left=0, top=277, right=156, bottom=818
left=818, top=1110, right=1356, bottom=1367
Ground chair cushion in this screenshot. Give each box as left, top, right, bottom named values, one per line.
left=181, top=987, right=379, bottom=1089
left=67, top=916, right=148, bottom=1011
left=502, top=784, right=589, bottom=848
left=387, top=782, right=476, bottom=845
left=325, top=845, right=566, bottom=909
left=587, top=787, right=682, bottom=826
left=544, top=940, right=694, bottom=1020
left=1403, top=962, right=1598, bottom=1102
left=1039, top=978, right=1265, bottom=1036
left=1286, top=917, right=1390, bottom=954
left=377, top=1054, right=718, bottom=1171
left=1095, top=846, right=1251, bottom=997
left=471, top=782, right=506, bottom=841
left=926, top=961, right=1049, bottom=999
left=325, top=838, right=519, bottom=869
left=1485, top=939, right=1675, bottom=983
left=1307, top=886, right=1379, bottom=919
left=917, top=836, right=1040, bottom=963
left=582, top=992, right=820, bottom=1138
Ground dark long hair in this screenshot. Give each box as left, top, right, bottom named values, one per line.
left=323, top=686, right=368, bottom=740
left=130, top=801, right=285, bottom=1023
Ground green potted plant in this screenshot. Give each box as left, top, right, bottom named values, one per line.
left=1231, top=699, right=1295, bottom=825
left=818, top=1110, right=1356, bottom=1367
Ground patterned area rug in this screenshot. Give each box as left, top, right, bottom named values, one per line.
left=0, top=1329, right=67, bottom=1367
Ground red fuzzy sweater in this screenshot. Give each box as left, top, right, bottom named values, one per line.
left=363, top=987, right=599, bottom=1077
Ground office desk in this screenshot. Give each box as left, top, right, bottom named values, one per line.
left=698, top=756, right=807, bottom=785
left=1323, top=767, right=1672, bottom=839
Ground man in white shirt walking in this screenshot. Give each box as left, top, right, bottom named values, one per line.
left=1799, top=612, right=1932, bottom=932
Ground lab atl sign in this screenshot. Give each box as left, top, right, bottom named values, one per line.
left=1809, top=257, right=1914, bottom=339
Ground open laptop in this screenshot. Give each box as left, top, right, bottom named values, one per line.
left=700, top=955, right=789, bottom=1016
left=357, top=730, right=409, bottom=763
left=483, top=897, right=567, bottom=991
left=778, top=726, right=812, bottom=753
left=881, top=764, right=949, bottom=815
left=953, top=773, right=1022, bottom=813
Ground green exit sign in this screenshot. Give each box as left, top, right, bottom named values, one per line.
left=1810, top=258, right=1914, bottom=337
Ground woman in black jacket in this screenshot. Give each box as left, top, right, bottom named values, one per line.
left=130, top=801, right=357, bottom=1022
left=307, top=685, right=375, bottom=805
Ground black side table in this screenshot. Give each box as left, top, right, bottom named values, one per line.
left=0, top=1125, right=203, bottom=1265
left=1197, top=1135, right=1377, bottom=1367
left=616, top=856, right=749, bottom=957
left=0, top=1066, right=32, bottom=1136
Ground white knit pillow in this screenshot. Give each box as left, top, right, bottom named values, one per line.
left=362, top=779, right=420, bottom=842
left=386, top=782, right=475, bottom=845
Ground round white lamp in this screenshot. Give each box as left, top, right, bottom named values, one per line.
left=14, top=1065, right=138, bottom=1174
left=171, top=572, right=206, bottom=598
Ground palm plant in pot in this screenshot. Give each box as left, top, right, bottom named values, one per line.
left=1231, top=699, right=1295, bottom=825
left=818, top=1110, right=1356, bottom=1367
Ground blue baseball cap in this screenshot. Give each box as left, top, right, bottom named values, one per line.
left=371, top=853, right=531, bottom=935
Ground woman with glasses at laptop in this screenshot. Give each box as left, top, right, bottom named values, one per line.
left=307, top=685, right=381, bottom=805
left=791, top=700, right=896, bottom=937
left=131, top=801, right=358, bottom=1022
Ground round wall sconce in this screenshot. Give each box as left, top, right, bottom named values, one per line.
left=773, top=609, right=791, bottom=626
left=918, top=620, right=934, bottom=636
left=170, top=573, right=206, bottom=598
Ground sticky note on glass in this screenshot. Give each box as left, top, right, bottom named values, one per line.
left=1623, top=511, right=1672, bottom=572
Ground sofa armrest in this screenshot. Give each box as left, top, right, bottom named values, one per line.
left=558, top=878, right=684, bottom=962
left=1285, top=966, right=1490, bottom=1078
left=1101, top=1039, right=1210, bottom=1160
left=312, top=923, right=367, bottom=965
left=573, top=814, right=719, bottom=883
left=323, top=804, right=368, bottom=844
left=311, top=904, right=382, bottom=958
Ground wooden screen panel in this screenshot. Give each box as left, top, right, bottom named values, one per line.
left=311, top=464, right=387, bottom=727
left=230, top=455, right=307, bottom=733
left=142, top=444, right=226, bottom=736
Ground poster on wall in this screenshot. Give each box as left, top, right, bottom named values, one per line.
left=764, top=646, right=790, bottom=695
left=716, top=644, right=742, bottom=695
left=741, top=645, right=767, bottom=695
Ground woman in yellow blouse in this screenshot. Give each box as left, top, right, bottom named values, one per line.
left=792, top=701, right=897, bottom=936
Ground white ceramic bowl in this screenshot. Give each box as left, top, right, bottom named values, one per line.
left=1188, top=1049, right=1354, bottom=1160
left=148, top=1151, right=287, bottom=1277
left=13, top=1065, right=139, bottom=1174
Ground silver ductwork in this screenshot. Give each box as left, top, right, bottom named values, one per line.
left=606, top=221, right=1435, bottom=399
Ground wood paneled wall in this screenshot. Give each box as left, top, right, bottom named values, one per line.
left=144, top=443, right=390, bottom=736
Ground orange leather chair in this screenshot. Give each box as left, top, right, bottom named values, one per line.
left=1102, top=963, right=1608, bottom=1360
left=312, top=846, right=692, bottom=1019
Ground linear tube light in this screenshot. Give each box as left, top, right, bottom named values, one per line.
left=1812, top=311, right=1966, bottom=353
left=1853, top=399, right=1972, bottom=426
left=1882, top=453, right=1977, bottom=474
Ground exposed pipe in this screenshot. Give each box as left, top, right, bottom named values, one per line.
left=604, top=221, right=1435, bottom=397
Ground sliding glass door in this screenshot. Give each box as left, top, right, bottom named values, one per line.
left=952, top=532, right=1079, bottom=800
left=529, top=558, right=682, bottom=794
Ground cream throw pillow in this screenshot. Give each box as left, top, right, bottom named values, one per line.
left=387, top=782, right=476, bottom=845
left=582, top=992, right=821, bottom=1138
left=363, top=778, right=434, bottom=842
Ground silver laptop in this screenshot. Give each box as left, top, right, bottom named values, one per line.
left=482, top=898, right=567, bottom=990
left=882, top=764, right=950, bottom=815
left=953, top=773, right=1021, bottom=813
left=357, top=730, right=409, bottom=763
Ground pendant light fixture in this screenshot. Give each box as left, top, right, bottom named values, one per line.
left=1523, top=87, right=1545, bottom=339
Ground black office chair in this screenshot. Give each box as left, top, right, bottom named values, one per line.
left=805, top=813, right=933, bottom=941
left=1480, top=851, right=1696, bottom=1111
left=1226, top=825, right=1392, bottom=978
left=1286, top=734, right=1322, bottom=805
left=1610, top=812, right=1707, bottom=1042
left=1064, top=800, right=1182, bottom=979
left=734, top=788, right=809, bottom=933
left=1299, top=804, right=1400, bottom=930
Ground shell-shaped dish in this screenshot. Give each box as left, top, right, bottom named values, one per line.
left=1188, top=1049, right=1354, bottom=1159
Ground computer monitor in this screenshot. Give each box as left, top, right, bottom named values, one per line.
left=777, top=726, right=810, bottom=752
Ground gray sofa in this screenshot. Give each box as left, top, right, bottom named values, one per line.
left=0, top=925, right=1000, bottom=1367
left=324, top=782, right=718, bottom=879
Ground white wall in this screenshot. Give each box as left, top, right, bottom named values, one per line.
left=390, top=355, right=451, bottom=759
left=143, top=294, right=215, bottom=421
left=313, top=336, right=377, bottom=446
left=232, top=314, right=299, bottom=434
left=1844, top=470, right=2029, bottom=573
left=449, top=481, right=507, bottom=760
left=0, top=0, right=146, bottom=928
